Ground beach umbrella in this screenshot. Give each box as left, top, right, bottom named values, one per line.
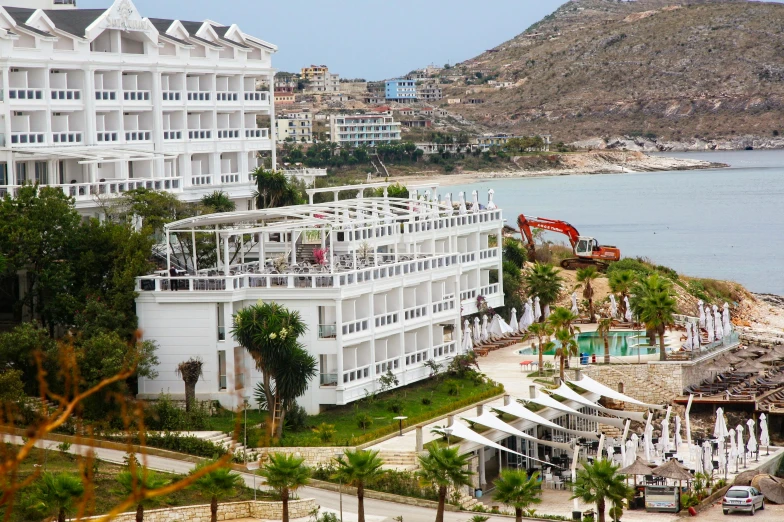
left=721, top=352, right=743, bottom=364
left=702, top=441, right=713, bottom=473
left=625, top=439, right=636, bottom=467
left=729, top=428, right=737, bottom=470
left=736, top=424, right=745, bottom=460
left=609, top=294, right=618, bottom=319
left=735, top=349, right=761, bottom=359
left=620, top=456, right=655, bottom=486
left=458, top=192, right=467, bottom=215
left=473, top=317, right=482, bottom=344
left=631, top=433, right=639, bottom=453
left=510, top=308, right=519, bottom=334
left=693, top=324, right=701, bottom=351
left=643, top=420, right=653, bottom=462
left=471, top=190, right=480, bottom=213
left=717, top=438, right=727, bottom=474
left=653, top=459, right=694, bottom=491
left=519, top=301, right=531, bottom=332
left=624, top=296, right=632, bottom=322
left=714, top=308, right=724, bottom=339
left=443, top=193, right=453, bottom=215
left=713, top=407, right=727, bottom=439
left=685, top=323, right=693, bottom=351
left=486, top=189, right=497, bottom=210
left=723, top=303, right=732, bottom=335
left=463, top=320, right=473, bottom=352
left=674, top=416, right=683, bottom=449
left=734, top=359, right=766, bottom=373
left=543, top=304, right=551, bottom=321
left=571, top=292, right=579, bottom=315
left=746, top=418, right=758, bottom=456
left=698, top=300, right=706, bottom=329
left=534, top=297, right=542, bottom=322
left=757, top=351, right=784, bottom=364
left=661, top=417, right=671, bottom=454
left=706, top=309, right=715, bottom=343
left=760, top=413, right=770, bottom=454
left=481, top=315, right=489, bottom=343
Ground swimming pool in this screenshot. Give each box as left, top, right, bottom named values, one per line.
left=517, top=331, right=662, bottom=357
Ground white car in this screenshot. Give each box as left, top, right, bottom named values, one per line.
left=722, top=486, right=765, bottom=515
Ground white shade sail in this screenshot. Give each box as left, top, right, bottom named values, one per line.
left=524, top=394, right=627, bottom=429
left=550, top=384, right=646, bottom=422
left=463, top=413, right=572, bottom=451
left=493, top=402, right=599, bottom=440
left=569, top=375, right=664, bottom=410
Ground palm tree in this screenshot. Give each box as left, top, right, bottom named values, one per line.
left=571, top=459, right=632, bottom=522
left=609, top=270, right=635, bottom=319
left=115, top=468, right=170, bottom=522
left=21, top=472, right=84, bottom=522
left=493, top=469, right=543, bottom=522
left=503, top=238, right=527, bottom=268
left=201, top=191, right=236, bottom=213
left=547, top=306, right=580, bottom=336
left=175, top=357, right=204, bottom=412
left=332, top=449, right=384, bottom=522
left=596, top=317, right=613, bottom=365
left=416, top=446, right=473, bottom=522
left=576, top=266, right=601, bottom=323
left=527, top=322, right=553, bottom=376
left=259, top=453, right=311, bottom=522
left=191, top=461, right=245, bottom=522
left=523, top=263, right=563, bottom=319
left=252, top=168, right=304, bottom=209
left=630, top=274, right=678, bottom=361
left=554, top=328, right=579, bottom=382
left=232, top=302, right=316, bottom=441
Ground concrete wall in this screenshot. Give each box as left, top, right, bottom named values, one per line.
left=72, top=499, right=316, bottom=522
left=259, top=446, right=354, bottom=468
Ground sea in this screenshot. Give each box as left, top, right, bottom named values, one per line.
left=443, top=149, right=784, bottom=295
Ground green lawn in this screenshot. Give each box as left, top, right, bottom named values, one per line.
left=1, top=445, right=271, bottom=522
left=209, top=375, right=503, bottom=448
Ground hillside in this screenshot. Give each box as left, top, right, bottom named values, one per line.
left=442, top=0, right=784, bottom=147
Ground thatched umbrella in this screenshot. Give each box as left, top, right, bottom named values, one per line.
left=619, top=456, right=655, bottom=486
left=757, top=352, right=784, bottom=364
left=733, top=359, right=767, bottom=373
left=719, top=353, right=744, bottom=364
left=759, top=477, right=784, bottom=504
left=734, top=470, right=758, bottom=486
left=652, top=459, right=694, bottom=492
left=734, top=350, right=761, bottom=359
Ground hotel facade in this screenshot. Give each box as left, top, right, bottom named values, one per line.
left=134, top=185, right=505, bottom=414
left=0, top=0, right=276, bottom=215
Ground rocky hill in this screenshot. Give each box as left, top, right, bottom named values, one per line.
left=443, top=0, right=784, bottom=148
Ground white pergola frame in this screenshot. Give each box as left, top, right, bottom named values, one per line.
left=11, top=146, right=176, bottom=164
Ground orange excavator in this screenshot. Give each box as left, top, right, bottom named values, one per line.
left=517, top=213, right=621, bottom=271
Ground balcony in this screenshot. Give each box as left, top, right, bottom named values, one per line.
left=433, top=341, right=457, bottom=359
left=432, top=295, right=456, bottom=315
left=405, top=348, right=429, bottom=366
left=95, top=90, right=118, bottom=101
left=162, top=91, right=181, bottom=101
left=460, top=289, right=477, bottom=301
left=188, top=130, right=212, bottom=140
left=52, top=131, right=83, bottom=144
left=50, top=89, right=82, bottom=102
left=123, top=90, right=151, bottom=102
left=479, top=247, right=500, bottom=260
left=217, top=129, right=241, bottom=139
left=245, top=128, right=268, bottom=139
left=9, top=89, right=44, bottom=101
left=125, top=130, right=151, bottom=142
left=97, top=131, right=120, bottom=142
left=186, top=91, right=211, bottom=102
left=216, top=91, right=240, bottom=102
left=10, top=132, right=45, bottom=145
left=56, top=177, right=182, bottom=202
left=375, top=357, right=399, bottom=375
left=318, top=324, right=337, bottom=339
left=163, top=130, right=183, bottom=140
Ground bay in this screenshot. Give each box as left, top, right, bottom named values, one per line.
left=443, top=150, right=784, bottom=295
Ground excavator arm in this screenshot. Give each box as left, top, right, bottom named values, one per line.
left=517, top=213, right=581, bottom=256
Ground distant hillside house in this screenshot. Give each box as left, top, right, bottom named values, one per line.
left=329, top=114, right=401, bottom=147
left=418, top=83, right=442, bottom=101
left=385, top=78, right=417, bottom=103
left=275, top=91, right=296, bottom=105
left=275, top=110, right=313, bottom=143
left=465, top=98, right=485, bottom=105
left=400, top=119, right=431, bottom=129
left=472, top=134, right=551, bottom=151
left=447, top=98, right=462, bottom=105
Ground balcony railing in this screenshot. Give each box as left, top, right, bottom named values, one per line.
left=318, top=324, right=337, bottom=339
left=123, top=90, right=151, bottom=102
left=480, top=283, right=500, bottom=297
left=343, top=365, right=370, bottom=384
left=342, top=318, right=370, bottom=337
left=479, top=247, right=500, bottom=260
left=245, top=128, right=268, bottom=139
left=52, top=131, right=83, bottom=144
left=95, top=90, right=118, bottom=101
left=216, top=91, right=239, bottom=102
left=50, top=89, right=81, bottom=101
left=162, top=91, right=181, bottom=101
left=55, top=177, right=182, bottom=201
left=403, top=304, right=428, bottom=322
left=320, top=373, right=338, bottom=386
left=245, top=91, right=267, bottom=102
left=460, top=289, right=477, bottom=301
left=217, top=129, right=241, bottom=139
left=125, top=130, right=151, bottom=142
left=432, top=295, right=456, bottom=315
left=192, top=175, right=212, bottom=186
left=405, top=348, right=429, bottom=366
left=433, top=341, right=457, bottom=358
left=374, top=311, right=399, bottom=329
left=9, top=88, right=44, bottom=100
left=219, top=173, right=240, bottom=184
left=10, top=132, right=46, bottom=145
left=97, top=131, right=119, bottom=142
left=186, top=91, right=211, bottom=102
left=375, top=358, right=399, bottom=375
left=188, top=130, right=212, bottom=140
left=163, top=130, right=182, bottom=140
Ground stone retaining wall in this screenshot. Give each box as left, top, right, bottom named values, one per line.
left=258, top=446, right=353, bottom=468
left=71, top=499, right=316, bottom=522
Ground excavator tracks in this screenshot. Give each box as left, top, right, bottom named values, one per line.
left=560, top=258, right=609, bottom=272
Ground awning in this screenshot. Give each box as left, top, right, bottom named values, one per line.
left=11, top=146, right=176, bottom=164
left=569, top=375, right=664, bottom=410
left=549, top=384, right=646, bottom=422
left=524, top=394, right=626, bottom=429
left=463, top=413, right=572, bottom=451
left=435, top=423, right=564, bottom=469
left=493, top=402, right=599, bottom=440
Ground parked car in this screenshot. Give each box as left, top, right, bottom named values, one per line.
left=722, top=485, right=765, bottom=515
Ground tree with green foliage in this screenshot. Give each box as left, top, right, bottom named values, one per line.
left=571, top=459, right=632, bottom=522
left=523, top=264, right=563, bottom=317
left=596, top=317, right=613, bottom=365
left=259, top=453, right=311, bottom=522
left=526, top=322, right=553, bottom=377
left=547, top=306, right=579, bottom=336
left=252, top=168, right=305, bottom=209
left=0, top=369, right=25, bottom=404
left=0, top=322, right=56, bottom=395
left=191, top=461, right=245, bottom=522
left=553, top=328, right=579, bottom=382
left=608, top=269, right=635, bottom=320
left=332, top=449, right=384, bottom=522
left=503, top=238, right=527, bottom=268
left=201, top=191, right=236, bottom=214
left=115, top=468, right=170, bottom=522
left=232, top=302, right=316, bottom=441
left=416, top=446, right=473, bottom=522
left=576, top=266, right=601, bottom=323
left=493, top=469, right=542, bottom=522
left=21, top=472, right=84, bottom=522
left=630, top=274, right=678, bottom=361
left=176, top=358, right=203, bottom=413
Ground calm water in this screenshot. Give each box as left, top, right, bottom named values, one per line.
left=518, top=331, right=659, bottom=357
left=447, top=150, right=784, bottom=294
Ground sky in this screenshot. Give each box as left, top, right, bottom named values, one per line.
left=78, top=0, right=568, bottom=80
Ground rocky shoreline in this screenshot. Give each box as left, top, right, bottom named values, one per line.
left=572, top=135, right=784, bottom=152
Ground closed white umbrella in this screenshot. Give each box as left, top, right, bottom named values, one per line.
left=458, top=192, right=467, bottom=215
left=685, top=323, right=693, bottom=351
left=702, top=441, right=713, bottom=473
left=625, top=439, right=636, bottom=467
left=661, top=417, right=671, bottom=454
left=509, top=308, right=519, bottom=334
left=519, top=300, right=532, bottom=332
left=693, top=323, right=701, bottom=351
left=746, top=418, right=757, bottom=456
left=444, top=193, right=454, bottom=215
left=706, top=308, right=715, bottom=343
left=486, top=189, right=497, bottom=210
left=736, top=424, right=745, bottom=460
left=473, top=317, right=482, bottom=344
left=698, top=300, right=705, bottom=329
left=723, top=303, right=732, bottom=336
left=489, top=315, right=504, bottom=339
left=674, top=416, right=683, bottom=449
left=760, top=413, right=770, bottom=454
left=543, top=304, right=551, bottom=321
left=643, top=420, right=653, bottom=462
left=714, top=308, right=724, bottom=339
left=481, top=315, right=489, bottom=342
left=498, top=315, right=514, bottom=335
left=526, top=299, right=535, bottom=326
left=713, top=407, right=726, bottom=439
left=571, top=292, right=579, bottom=315
left=534, top=297, right=542, bottom=322
left=717, top=438, right=727, bottom=474
left=728, top=428, right=737, bottom=469
left=471, top=190, right=480, bottom=213
left=609, top=294, right=618, bottom=319
left=463, top=321, right=473, bottom=352
left=624, top=296, right=632, bottom=322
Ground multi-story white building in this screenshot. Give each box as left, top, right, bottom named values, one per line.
left=0, top=0, right=277, bottom=215
left=329, top=113, right=401, bottom=148
left=275, top=110, right=312, bottom=143
left=134, top=184, right=504, bottom=413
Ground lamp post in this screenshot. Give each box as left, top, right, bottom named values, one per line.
left=247, top=459, right=260, bottom=501
left=335, top=451, right=344, bottom=522
left=243, top=396, right=250, bottom=465
left=442, top=427, right=453, bottom=446
left=393, top=416, right=408, bottom=437
left=724, top=446, right=729, bottom=481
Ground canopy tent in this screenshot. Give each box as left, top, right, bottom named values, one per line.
left=463, top=413, right=572, bottom=452
left=493, top=402, right=599, bottom=440
left=524, top=394, right=626, bottom=429
left=434, top=422, right=563, bottom=469
left=550, top=384, right=646, bottom=422
left=569, top=375, right=664, bottom=410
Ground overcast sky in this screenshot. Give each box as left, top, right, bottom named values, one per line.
left=79, top=0, right=568, bottom=80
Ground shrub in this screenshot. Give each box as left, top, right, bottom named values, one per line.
left=56, top=442, right=72, bottom=454
left=387, top=399, right=404, bottom=414
left=313, top=465, right=439, bottom=501
left=355, top=413, right=373, bottom=432
left=313, top=423, right=336, bottom=443
left=104, top=432, right=227, bottom=458
left=680, top=493, right=699, bottom=508
left=444, top=380, right=461, bottom=396
left=285, top=404, right=309, bottom=432
left=421, top=397, right=432, bottom=406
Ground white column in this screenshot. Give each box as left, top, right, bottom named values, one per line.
left=223, top=234, right=230, bottom=273
left=479, top=448, right=486, bottom=488
left=268, top=72, right=276, bottom=169
left=150, top=68, right=165, bottom=179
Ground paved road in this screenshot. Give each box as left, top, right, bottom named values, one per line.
left=692, top=500, right=784, bottom=521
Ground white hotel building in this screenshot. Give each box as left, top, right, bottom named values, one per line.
left=134, top=185, right=505, bottom=413
left=0, top=0, right=276, bottom=215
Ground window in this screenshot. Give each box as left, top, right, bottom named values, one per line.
left=217, top=303, right=225, bottom=340
left=0, top=163, right=7, bottom=186
left=58, top=160, right=66, bottom=184
left=16, top=163, right=27, bottom=184
left=34, top=162, right=47, bottom=185
left=218, top=350, right=227, bottom=390
left=234, top=346, right=245, bottom=390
